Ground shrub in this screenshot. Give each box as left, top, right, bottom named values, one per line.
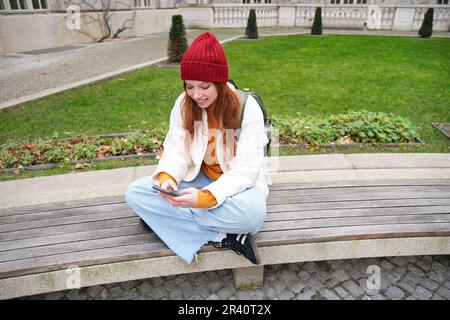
left=167, top=15, right=188, bottom=63
left=272, top=110, right=420, bottom=146
left=245, top=9, right=258, bottom=39
left=311, top=7, right=322, bottom=35
left=418, top=8, right=434, bottom=38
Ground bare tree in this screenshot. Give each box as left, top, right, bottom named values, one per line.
left=66, top=0, right=136, bottom=42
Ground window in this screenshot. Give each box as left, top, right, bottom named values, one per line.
left=9, top=0, right=28, bottom=10
left=134, top=0, right=152, bottom=7
left=32, top=0, right=47, bottom=9
left=437, top=0, right=448, bottom=4
left=0, top=1, right=4, bottom=10
left=264, top=0, right=271, bottom=3
left=332, top=0, right=366, bottom=3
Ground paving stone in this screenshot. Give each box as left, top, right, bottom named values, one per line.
left=327, top=260, right=345, bottom=270
left=331, top=269, right=350, bottom=283
left=150, top=277, right=164, bottom=287
left=207, top=294, right=219, bottom=300
left=405, top=272, right=422, bottom=285
left=319, top=288, right=340, bottom=300
left=295, top=288, right=317, bottom=300
left=305, top=278, right=323, bottom=290
left=288, top=281, right=307, bottom=294
left=431, top=294, right=444, bottom=300
left=444, top=281, right=450, bottom=290
left=416, top=259, right=432, bottom=272
left=436, top=287, right=450, bottom=300
left=169, top=289, right=183, bottom=300
left=428, top=271, right=447, bottom=283
left=396, top=281, right=415, bottom=294
left=391, top=257, right=409, bottom=267
left=163, top=279, right=179, bottom=291
left=85, top=286, right=103, bottom=299
left=137, top=281, right=153, bottom=295
left=407, top=256, right=418, bottom=263
left=297, top=270, right=311, bottom=281
left=122, top=288, right=139, bottom=300
left=263, top=286, right=278, bottom=300
left=66, top=289, right=88, bottom=300
left=279, top=270, right=299, bottom=283
left=174, top=274, right=189, bottom=285
left=431, top=261, right=447, bottom=274
left=287, top=263, right=300, bottom=272
left=334, top=286, right=349, bottom=298
left=303, top=262, right=318, bottom=273
left=276, top=288, right=296, bottom=300
left=386, top=271, right=402, bottom=285
left=99, top=288, right=110, bottom=300
left=385, top=286, right=405, bottom=300
left=43, top=291, right=66, bottom=300
left=206, top=280, right=223, bottom=293
left=342, top=280, right=365, bottom=298
left=216, top=287, right=235, bottom=300
left=371, top=293, right=386, bottom=300
left=380, top=260, right=394, bottom=271
left=272, top=280, right=287, bottom=294
left=408, top=265, right=426, bottom=277
left=317, top=271, right=331, bottom=282
left=412, top=286, right=432, bottom=300
left=421, top=278, right=440, bottom=291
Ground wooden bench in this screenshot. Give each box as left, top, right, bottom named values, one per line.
left=1, top=179, right=450, bottom=299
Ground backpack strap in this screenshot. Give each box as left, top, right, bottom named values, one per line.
left=235, top=89, right=248, bottom=141
left=235, top=89, right=248, bottom=129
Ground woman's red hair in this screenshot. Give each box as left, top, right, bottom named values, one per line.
left=181, top=82, right=241, bottom=148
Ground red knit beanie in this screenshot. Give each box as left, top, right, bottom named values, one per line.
left=181, top=32, right=228, bottom=83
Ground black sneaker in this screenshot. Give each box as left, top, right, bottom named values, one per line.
left=139, top=218, right=152, bottom=232
left=209, top=233, right=261, bottom=265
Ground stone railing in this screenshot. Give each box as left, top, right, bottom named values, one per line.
left=213, top=4, right=279, bottom=27
left=180, top=4, right=450, bottom=31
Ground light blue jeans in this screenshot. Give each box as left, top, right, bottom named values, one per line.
left=125, top=170, right=267, bottom=264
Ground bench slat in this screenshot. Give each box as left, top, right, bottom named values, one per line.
left=267, top=191, right=450, bottom=205
left=0, top=224, right=151, bottom=252
left=1, top=222, right=449, bottom=279
left=0, top=233, right=162, bottom=263
left=265, top=205, right=450, bottom=221
left=268, top=198, right=450, bottom=212
left=268, top=185, right=450, bottom=197
left=0, top=217, right=138, bottom=242
left=269, top=179, right=450, bottom=191
left=0, top=242, right=172, bottom=279
left=255, top=222, right=450, bottom=246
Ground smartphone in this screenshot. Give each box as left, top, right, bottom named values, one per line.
left=152, top=184, right=182, bottom=197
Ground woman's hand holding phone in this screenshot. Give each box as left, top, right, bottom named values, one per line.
left=158, top=179, right=198, bottom=208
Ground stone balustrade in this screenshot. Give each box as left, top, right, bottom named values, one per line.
left=179, top=3, right=450, bottom=31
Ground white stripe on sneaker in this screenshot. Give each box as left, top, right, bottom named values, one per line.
left=240, top=234, right=247, bottom=245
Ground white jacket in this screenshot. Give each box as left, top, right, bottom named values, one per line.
left=151, top=84, right=271, bottom=209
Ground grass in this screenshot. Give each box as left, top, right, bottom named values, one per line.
left=1, top=34, right=449, bottom=180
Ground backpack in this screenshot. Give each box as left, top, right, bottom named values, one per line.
left=228, top=79, right=272, bottom=156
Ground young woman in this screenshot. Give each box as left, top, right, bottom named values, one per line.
left=125, top=32, right=270, bottom=265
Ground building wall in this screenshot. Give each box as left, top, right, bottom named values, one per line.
left=0, top=8, right=178, bottom=54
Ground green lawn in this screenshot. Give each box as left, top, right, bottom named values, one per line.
left=0, top=34, right=449, bottom=180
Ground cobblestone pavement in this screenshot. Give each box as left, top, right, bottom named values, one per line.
left=20, top=255, right=449, bottom=300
